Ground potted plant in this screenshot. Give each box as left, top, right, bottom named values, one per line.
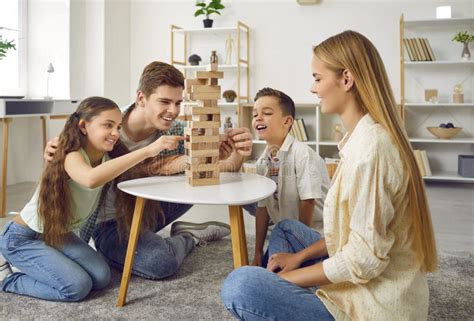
left=194, top=0, right=225, bottom=28
left=452, top=31, right=473, bottom=60
left=223, top=89, right=237, bottom=102
left=0, top=35, right=16, bottom=60
left=188, top=54, right=202, bottom=66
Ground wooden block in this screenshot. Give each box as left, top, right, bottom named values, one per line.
left=195, top=71, right=224, bottom=79
left=188, top=163, right=220, bottom=172
left=206, top=128, right=219, bottom=135
left=202, top=100, right=218, bottom=107
left=185, top=78, right=207, bottom=88
left=187, top=120, right=220, bottom=129
left=186, top=149, right=219, bottom=158
left=192, top=114, right=212, bottom=121
left=187, top=135, right=220, bottom=143
left=188, top=177, right=220, bottom=187
left=210, top=78, right=218, bottom=86
left=212, top=114, right=220, bottom=121
left=184, top=106, right=220, bottom=115
left=191, top=85, right=221, bottom=94
left=185, top=142, right=219, bottom=150
left=190, top=91, right=220, bottom=100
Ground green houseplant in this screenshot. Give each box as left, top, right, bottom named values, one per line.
left=194, top=0, right=225, bottom=28
left=0, top=35, right=16, bottom=60
left=452, top=31, right=473, bottom=60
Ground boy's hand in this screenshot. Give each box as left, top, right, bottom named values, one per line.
left=218, top=134, right=233, bottom=160
left=267, top=252, right=302, bottom=273
left=44, top=136, right=59, bottom=162
left=147, top=135, right=184, bottom=157
left=226, top=127, right=252, bottom=157
left=250, top=251, right=264, bottom=267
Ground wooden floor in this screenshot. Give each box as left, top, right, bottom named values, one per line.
left=1, top=181, right=473, bottom=253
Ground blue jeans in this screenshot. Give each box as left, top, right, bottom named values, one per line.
left=0, top=221, right=110, bottom=302
left=221, top=219, right=333, bottom=320
left=93, top=201, right=195, bottom=280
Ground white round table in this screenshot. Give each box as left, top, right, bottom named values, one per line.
left=115, top=172, right=276, bottom=307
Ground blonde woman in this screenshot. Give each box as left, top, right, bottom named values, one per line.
left=221, top=30, right=437, bottom=321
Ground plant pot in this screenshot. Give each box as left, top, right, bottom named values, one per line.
left=203, top=19, right=213, bottom=28
left=461, top=42, right=471, bottom=61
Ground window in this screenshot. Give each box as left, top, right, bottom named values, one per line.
left=0, top=0, right=26, bottom=97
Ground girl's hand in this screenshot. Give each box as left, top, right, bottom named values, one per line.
left=267, top=252, right=303, bottom=274
left=147, top=135, right=184, bottom=157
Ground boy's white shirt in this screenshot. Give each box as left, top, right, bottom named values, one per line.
left=256, top=134, right=330, bottom=232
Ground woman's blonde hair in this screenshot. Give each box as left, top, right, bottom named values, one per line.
left=313, top=30, right=437, bottom=272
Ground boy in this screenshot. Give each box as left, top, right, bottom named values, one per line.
left=250, top=87, right=330, bottom=267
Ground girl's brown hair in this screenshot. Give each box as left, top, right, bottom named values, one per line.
left=313, top=30, right=437, bottom=272
left=38, top=96, right=119, bottom=247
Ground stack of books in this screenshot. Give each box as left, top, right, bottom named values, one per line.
left=414, top=149, right=432, bottom=177
left=289, top=118, right=309, bottom=142
left=403, top=38, right=436, bottom=61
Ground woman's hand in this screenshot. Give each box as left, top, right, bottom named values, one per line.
left=147, top=135, right=184, bottom=158
left=267, top=252, right=303, bottom=274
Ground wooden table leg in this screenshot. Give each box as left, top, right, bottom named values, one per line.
left=0, top=118, right=11, bottom=217
left=116, top=196, right=146, bottom=307
left=228, top=205, right=248, bottom=268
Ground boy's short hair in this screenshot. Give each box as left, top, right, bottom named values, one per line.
left=254, top=87, right=295, bottom=119
left=138, top=61, right=185, bottom=98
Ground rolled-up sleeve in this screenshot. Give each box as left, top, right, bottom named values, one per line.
left=323, top=153, right=396, bottom=284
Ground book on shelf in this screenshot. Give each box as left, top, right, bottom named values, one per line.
left=415, top=38, right=427, bottom=61
left=420, top=150, right=432, bottom=176
left=298, top=119, right=309, bottom=141
left=294, top=119, right=304, bottom=141
left=423, top=38, right=436, bottom=61
left=403, top=38, right=435, bottom=61
left=413, top=149, right=432, bottom=177
left=403, top=38, right=414, bottom=61
left=413, top=150, right=426, bottom=176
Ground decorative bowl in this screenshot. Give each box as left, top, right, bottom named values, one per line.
left=426, top=127, right=462, bottom=139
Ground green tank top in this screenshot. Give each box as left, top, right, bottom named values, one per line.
left=20, top=148, right=109, bottom=233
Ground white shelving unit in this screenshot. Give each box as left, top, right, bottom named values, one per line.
left=400, top=15, right=474, bottom=183
left=171, top=22, right=250, bottom=128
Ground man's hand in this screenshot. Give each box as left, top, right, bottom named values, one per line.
left=227, top=127, right=252, bottom=157
left=44, top=137, right=59, bottom=162
left=267, top=252, right=303, bottom=274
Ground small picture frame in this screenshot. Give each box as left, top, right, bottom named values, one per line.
left=424, top=89, right=438, bottom=103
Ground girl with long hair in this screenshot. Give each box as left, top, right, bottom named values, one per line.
left=221, top=30, right=437, bottom=320
left=0, top=96, right=182, bottom=301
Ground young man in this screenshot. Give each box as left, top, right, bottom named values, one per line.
left=44, top=61, right=253, bottom=279
left=250, top=87, right=330, bottom=267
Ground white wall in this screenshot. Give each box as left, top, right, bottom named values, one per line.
left=129, top=0, right=473, bottom=103
left=5, top=0, right=131, bottom=185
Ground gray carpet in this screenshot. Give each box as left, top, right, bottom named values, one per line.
left=0, top=238, right=472, bottom=320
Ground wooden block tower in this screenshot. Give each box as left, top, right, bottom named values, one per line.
left=183, top=62, right=224, bottom=186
